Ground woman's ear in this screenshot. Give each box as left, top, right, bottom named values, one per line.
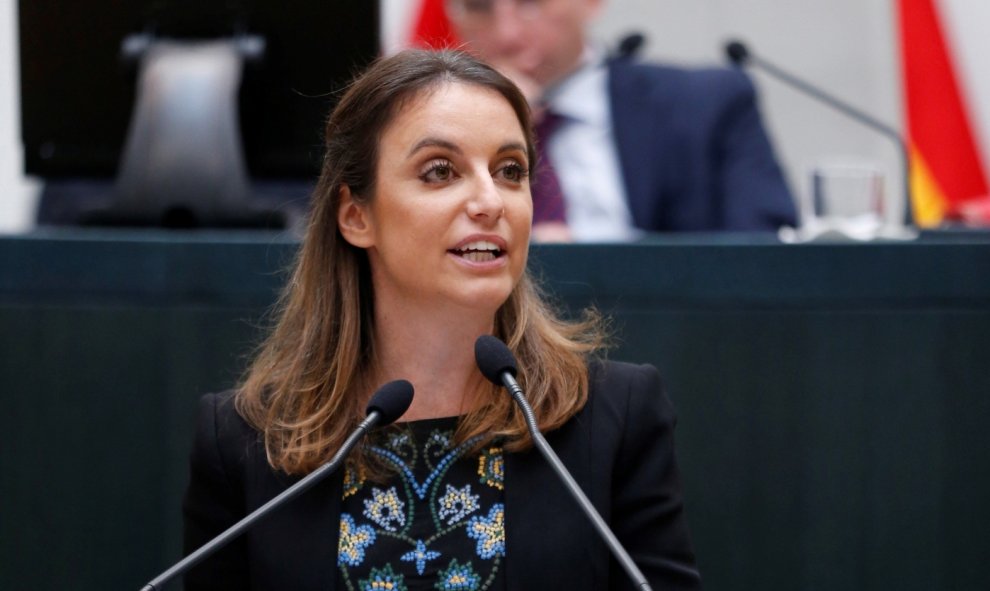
left=337, top=184, right=375, bottom=248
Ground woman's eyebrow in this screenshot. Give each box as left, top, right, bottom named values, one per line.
left=408, top=137, right=462, bottom=157
left=497, top=141, right=528, bottom=155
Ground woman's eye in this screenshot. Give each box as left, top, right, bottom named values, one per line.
left=498, top=161, right=529, bottom=183
left=420, top=160, right=455, bottom=183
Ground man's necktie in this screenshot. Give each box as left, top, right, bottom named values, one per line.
left=531, top=111, right=567, bottom=224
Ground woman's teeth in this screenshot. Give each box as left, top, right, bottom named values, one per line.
left=462, top=251, right=497, bottom=262
left=454, top=240, right=501, bottom=262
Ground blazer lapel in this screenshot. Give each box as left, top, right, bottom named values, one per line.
left=504, top=424, right=601, bottom=590
left=290, top=471, right=343, bottom=589
left=249, top=466, right=344, bottom=590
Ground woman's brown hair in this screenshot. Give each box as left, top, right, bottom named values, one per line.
left=235, top=49, right=605, bottom=475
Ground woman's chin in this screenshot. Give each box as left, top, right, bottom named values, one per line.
left=443, top=283, right=514, bottom=316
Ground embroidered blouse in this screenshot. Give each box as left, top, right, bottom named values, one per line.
left=336, top=416, right=506, bottom=591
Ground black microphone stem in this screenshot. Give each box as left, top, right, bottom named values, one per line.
left=746, top=52, right=914, bottom=226
left=140, top=410, right=382, bottom=591
left=500, top=372, right=654, bottom=591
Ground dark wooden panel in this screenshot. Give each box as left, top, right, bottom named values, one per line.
left=1, top=229, right=988, bottom=590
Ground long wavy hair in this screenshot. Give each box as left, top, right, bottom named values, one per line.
left=235, top=49, right=606, bottom=475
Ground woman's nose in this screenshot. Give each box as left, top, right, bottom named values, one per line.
left=466, top=173, right=505, bottom=222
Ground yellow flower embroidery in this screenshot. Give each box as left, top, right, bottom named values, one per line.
left=477, top=447, right=504, bottom=490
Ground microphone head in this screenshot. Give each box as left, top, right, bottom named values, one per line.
left=725, top=40, right=750, bottom=65
left=366, top=379, right=414, bottom=426
left=474, top=335, right=518, bottom=385
left=616, top=32, right=646, bottom=60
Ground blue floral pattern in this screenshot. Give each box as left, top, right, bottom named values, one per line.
left=466, top=505, right=505, bottom=560
left=358, top=564, right=407, bottom=591
left=337, top=417, right=505, bottom=591
left=400, top=539, right=442, bottom=575
left=438, top=484, right=480, bottom=526
left=363, top=487, right=406, bottom=532
left=436, top=558, right=483, bottom=590
left=339, top=513, right=377, bottom=567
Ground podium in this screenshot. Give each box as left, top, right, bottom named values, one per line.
left=1, top=229, right=989, bottom=589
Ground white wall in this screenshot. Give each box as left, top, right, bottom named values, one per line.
left=0, top=0, right=39, bottom=233
left=0, top=0, right=908, bottom=233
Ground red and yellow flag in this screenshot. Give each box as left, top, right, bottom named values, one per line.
left=898, top=0, right=990, bottom=225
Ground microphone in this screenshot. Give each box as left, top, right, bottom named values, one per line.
left=475, top=336, right=700, bottom=590
left=724, top=39, right=914, bottom=226
left=140, top=380, right=414, bottom=591
left=614, top=32, right=646, bottom=61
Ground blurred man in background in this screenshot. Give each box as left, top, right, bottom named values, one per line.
left=445, top=0, right=797, bottom=241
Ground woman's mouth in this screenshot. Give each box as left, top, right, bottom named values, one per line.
left=449, top=240, right=504, bottom=262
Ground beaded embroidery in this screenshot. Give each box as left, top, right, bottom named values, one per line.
left=363, top=487, right=406, bottom=532
left=339, top=514, right=377, bottom=567
left=477, top=447, right=504, bottom=491
left=337, top=418, right=505, bottom=591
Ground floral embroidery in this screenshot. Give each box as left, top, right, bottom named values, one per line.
left=400, top=539, right=441, bottom=575
left=477, top=447, right=504, bottom=490
left=340, top=422, right=504, bottom=591
left=428, top=430, right=451, bottom=448
left=437, top=484, right=480, bottom=525
left=466, top=504, right=505, bottom=560
left=387, top=431, right=412, bottom=455
left=338, top=513, right=376, bottom=567
left=373, top=435, right=486, bottom=500
left=343, top=463, right=366, bottom=499
left=435, top=558, right=482, bottom=590
left=363, top=487, right=406, bottom=532
left=358, top=564, right=407, bottom=591
left=388, top=431, right=412, bottom=450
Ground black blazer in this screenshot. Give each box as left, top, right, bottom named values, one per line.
left=609, top=60, right=797, bottom=232
left=182, top=360, right=702, bottom=590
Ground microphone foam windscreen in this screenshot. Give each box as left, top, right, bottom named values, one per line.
left=725, top=40, right=750, bottom=65
left=474, top=335, right=518, bottom=385
left=366, top=379, right=414, bottom=425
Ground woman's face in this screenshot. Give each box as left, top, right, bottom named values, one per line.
left=339, top=81, right=533, bottom=316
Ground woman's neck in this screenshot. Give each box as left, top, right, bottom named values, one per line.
left=370, top=305, right=495, bottom=422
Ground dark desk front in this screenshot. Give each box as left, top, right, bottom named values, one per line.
left=2, top=230, right=988, bottom=590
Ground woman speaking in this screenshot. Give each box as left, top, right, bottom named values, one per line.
left=182, top=49, right=701, bottom=590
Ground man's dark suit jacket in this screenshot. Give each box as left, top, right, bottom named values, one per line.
left=608, top=59, right=797, bottom=232
left=182, top=361, right=701, bottom=590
